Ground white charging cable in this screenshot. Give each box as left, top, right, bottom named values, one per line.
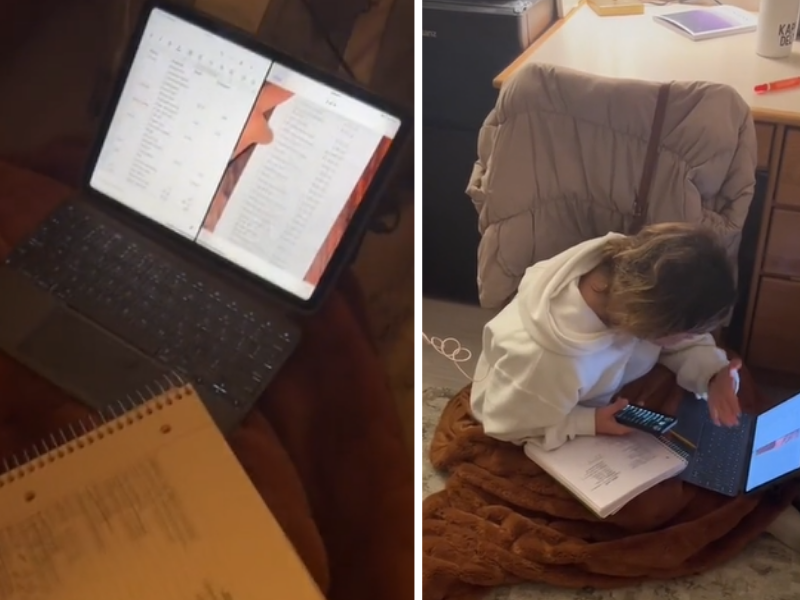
left=421, top=333, right=486, bottom=382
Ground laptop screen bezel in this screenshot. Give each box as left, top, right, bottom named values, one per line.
left=81, top=0, right=411, bottom=314
left=742, top=392, right=800, bottom=496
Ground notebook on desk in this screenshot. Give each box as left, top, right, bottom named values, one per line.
left=0, top=381, right=322, bottom=599
left=653, top=5, right=757, bottom=41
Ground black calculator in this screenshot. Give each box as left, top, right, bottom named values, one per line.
left=614, top=404, right=678, bottom=436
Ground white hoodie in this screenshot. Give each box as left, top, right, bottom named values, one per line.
left=470, top=233, right=733, bottom=451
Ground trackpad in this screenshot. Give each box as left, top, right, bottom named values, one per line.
left=17, top=309, right=164, bottom=404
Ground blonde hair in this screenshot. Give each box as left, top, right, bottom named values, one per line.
left=600, top=223, right=736, bottom=339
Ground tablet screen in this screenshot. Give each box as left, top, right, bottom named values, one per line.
left=744, top=392, right=800, bottom=492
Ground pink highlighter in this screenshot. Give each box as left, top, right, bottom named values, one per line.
left=754, top=76, right=800, bottom=94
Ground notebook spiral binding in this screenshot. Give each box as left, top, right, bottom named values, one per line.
left=658, top=435, right=692, bottom=462
left=0, top=372, right=190, bottom=488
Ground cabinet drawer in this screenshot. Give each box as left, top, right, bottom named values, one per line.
left=763, top=209, right=800, bottom=277
left=748, top=277, right=800, bottom=375
left=776, top=128, right=800, bottom=207
left=755, top=123, right=774, bottom=171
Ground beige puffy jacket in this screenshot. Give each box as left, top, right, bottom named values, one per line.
left=467, top=62, right=757, bottom=308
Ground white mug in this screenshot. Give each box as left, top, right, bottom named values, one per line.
left=756, top=0, right=800, bottom=58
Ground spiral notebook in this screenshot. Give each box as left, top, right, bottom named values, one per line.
left=0, top=381, right=323, bottom=600
left=524, top=431, right=690, bottom=519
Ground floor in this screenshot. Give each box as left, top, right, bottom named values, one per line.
left=421, top=297, right=800, bottom=599
left=422, top=297, right=497, bottom=390
left=0, top=3, right=415, bottom=454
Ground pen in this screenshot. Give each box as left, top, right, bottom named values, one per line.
left=668, top=430, right=697, bottom=451
left=754, top=76, right=800, bottom=94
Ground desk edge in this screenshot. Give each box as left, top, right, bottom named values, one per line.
left=493, top=2, right=581, bottom=89
left=491, top=4, right=800, bottom=127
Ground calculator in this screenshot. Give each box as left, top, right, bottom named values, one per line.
left=614, top=404, right=678, bottom=436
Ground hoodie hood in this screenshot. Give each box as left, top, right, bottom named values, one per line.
left=516, top=233, right=624, bottom=357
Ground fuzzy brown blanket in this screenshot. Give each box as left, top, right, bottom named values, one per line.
left=423, top=364, right=798, bottom=599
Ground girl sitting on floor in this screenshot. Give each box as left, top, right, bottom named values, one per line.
left=471, top=222, right=741, bottom=451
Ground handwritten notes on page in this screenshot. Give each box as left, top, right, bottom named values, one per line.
left=525, top=431, right=687, bottom=518
left=0, top=387, right=323, bottom=600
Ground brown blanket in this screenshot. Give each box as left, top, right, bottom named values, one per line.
left=422, top=364, right=798, bottom=599
left=0, top=155, right=413, bottom=600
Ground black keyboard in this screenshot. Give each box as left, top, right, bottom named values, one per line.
left=5, top=204, right=298, bottom=409
left=682, top=411, right=753, bottom=496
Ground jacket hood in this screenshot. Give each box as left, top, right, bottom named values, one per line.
left=516, top=233, right=623, bottom=357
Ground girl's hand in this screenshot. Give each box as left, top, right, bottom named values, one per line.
left=708, top=358, right=742, bottom=427
left=595, top=397, right=634, bottom=436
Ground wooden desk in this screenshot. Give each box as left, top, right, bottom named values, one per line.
left=494, top=4, right=800, bottom=382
